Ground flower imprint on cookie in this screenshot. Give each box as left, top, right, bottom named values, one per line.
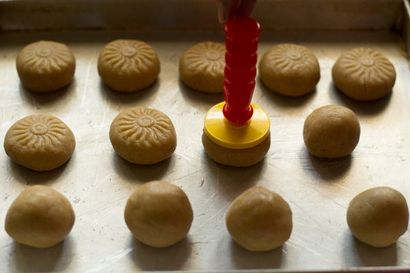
left=337, top=48, right=395, bottom=84
left=183, top=42, right=225, bottom=77
left=266, top=44, right=318, bottom=71
left=116, top=108, right=175, bottom=148
left=18, top=41, right=74, bottom=74
left=99, top=40, right=158, bottom=75
left=10, top=115, right=70, bottom=150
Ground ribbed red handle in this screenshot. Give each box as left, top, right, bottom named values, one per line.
left=223, top=17, right=261, bottom=125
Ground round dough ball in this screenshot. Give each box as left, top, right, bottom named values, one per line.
left=226, top=186, right=292, bottom=251
left=259, top=44, right=320, bottom=97
left=303, top=105, right=360, bottom=159
left=202, top=132, right=270, bottom=167
left=110, top=107, right=177, bottom=165
left=98, top=39, right=160, bottom=92
left=4, top=114, right=76, bottom=171
left=124, top=181, right=193, bottom=247
left=347, top=187, right=409, bottom=247
left=16, top=41, right=76, bottom=92
left=332, top=47, right=396, bottom=101
left=179, top=41, right=225, bottom=93
left=5, top=185, right=75, bottom=248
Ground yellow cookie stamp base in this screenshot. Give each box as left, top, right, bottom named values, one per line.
left=204, top=102, right=270, bottom=149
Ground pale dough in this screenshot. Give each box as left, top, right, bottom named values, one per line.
left=332, top=47, right=396, bottom=101
left=303, top=105, right=360, bottom=159
left=179, top=41, right=225, bottom=93
left=110, top=107, right=177, bottom=165
left=5, top=185, right=75, bottom=248
left=124, top=181, right=193, bottom=247
left=98, top=39, right=160, bottom=92
left=347, top=187, right=408, bottom=247
left=4, top=114, right=76, bottom=171
left=16, top=41, right=76, bottom=92
left=202, top=132, right=270, bottom=167
left=226, top=186, right=293, bottom=252
left=259, top=44, right=320, bottom=97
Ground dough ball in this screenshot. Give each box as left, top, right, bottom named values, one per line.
left=332, top=47, right=396, bottom=101
left=347, top=187, right=408, bottom=247
left=202, top=132, right=270, bottom=167
left=16, top=41, right=76, bottom=92
left=226, top=186, right=292, bottom=251
left=5, top=185, right=75, bottom=248
left=98, top=39, right=160, bottom=92
left=110, top=107, right=176, bottom=165
left=124, top=181, right=193, bottom=247
left=303, top=105, right=360, bottom=159
left=179, top=41, right=225, bottom=93
left=4, top=114, right=76, bottom=171
left=259, top=44, right=320, bottom=97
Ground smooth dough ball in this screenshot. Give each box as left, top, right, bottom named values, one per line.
left=124, top=181, right=193, bottom=247
left=16, top=41, right=76, bottom=92
left=4, top=114, right=76, bottom=171
left=226, top=186, right=292, bottom=251
left=259, top=44, right=320, bottom=97
left=303, top=105, right=360, bottom=159
left=202, top=132, right=270, bottom=167
left=332, top=47, right=396, bottom=101
left=5, top=185, right=75, bottom=248
left=110, top=107, right=177, bottom=165
left=347, top=187, right=409, bottom=247
left=98, top=39, right=160, bottom=92
left=179, top=41, right=225, bottom=93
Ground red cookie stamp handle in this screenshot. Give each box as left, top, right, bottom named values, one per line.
left=223, top=17, right=261, bottom=126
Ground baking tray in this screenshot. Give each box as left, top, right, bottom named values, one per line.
left=1, top=0, right=410, bottom=272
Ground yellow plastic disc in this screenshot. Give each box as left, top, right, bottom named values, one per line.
left=204, top=102, right=270, bottom=149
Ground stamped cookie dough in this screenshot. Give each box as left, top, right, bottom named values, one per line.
left=303, top=105, right=360, bottom=159
left=259, top=44, right=320, bottom=97
left=4, top=114, right=76, bottom=171
left=110, top=107, right=177, bottom=165
left=179, top=41, right=225, bottom=93
left=5, top=185, right=75, bottom=248
left=332, top=47, right=396, bottom=101
left=347, top=187, right=408, bottom=247
left=124, top=181, right=193, bottom=247
left=226, top=186, right=293, bottom=251
left=16, top=41, right=76, bottom=92
left=98, top=39, right=160, bottom=92
left=202, top=132, right=270, bottom=167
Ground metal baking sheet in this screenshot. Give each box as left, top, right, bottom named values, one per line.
left=1, top=2, right=410, bottom=273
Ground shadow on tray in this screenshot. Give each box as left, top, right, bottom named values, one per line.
left=329, top=83, right=392, bottom=116
left=231, top=241, right=283, bottom=269
left=112, top=153, right=174, bottom=182
left=10, top=238, right=74, bottom=272
left=178, top=80, right=224, bottom=108
left=258, top=78, right=316, bottom=109
left=18, top=81, right=75, bottom=106
left=344, top=233, right=397, bottom=267
left=130, top=236, right=191, bottom=270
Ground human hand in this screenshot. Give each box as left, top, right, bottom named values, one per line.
left=217, top=0, right=257, bottom=22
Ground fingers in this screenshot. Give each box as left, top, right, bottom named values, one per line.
left=237, top=0, right=256, bottom=17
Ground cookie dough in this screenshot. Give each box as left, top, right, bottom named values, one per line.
left=124, top=181, right=193, bottom=247
left=179, top=41, right=225, bottom=93
left=347, top=187, right=408, bottom=247
left=259, top=44, right=320, bottom=97
left=5, top=185, right=75, bottom=248
left=202, top=132, right=270, bottom=167
left=16, top=41, right=76, bottom=92
left=110, top=107, right=177, bottom=165
left=98, top=39, right=160, bottom=92
left=4, top=114, right=76, bottom=171
left=303, top=105, right=360, bottom=159
left=332, top=47, right=396, bottom=101
left=226, top=186, right=292, bottom=251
